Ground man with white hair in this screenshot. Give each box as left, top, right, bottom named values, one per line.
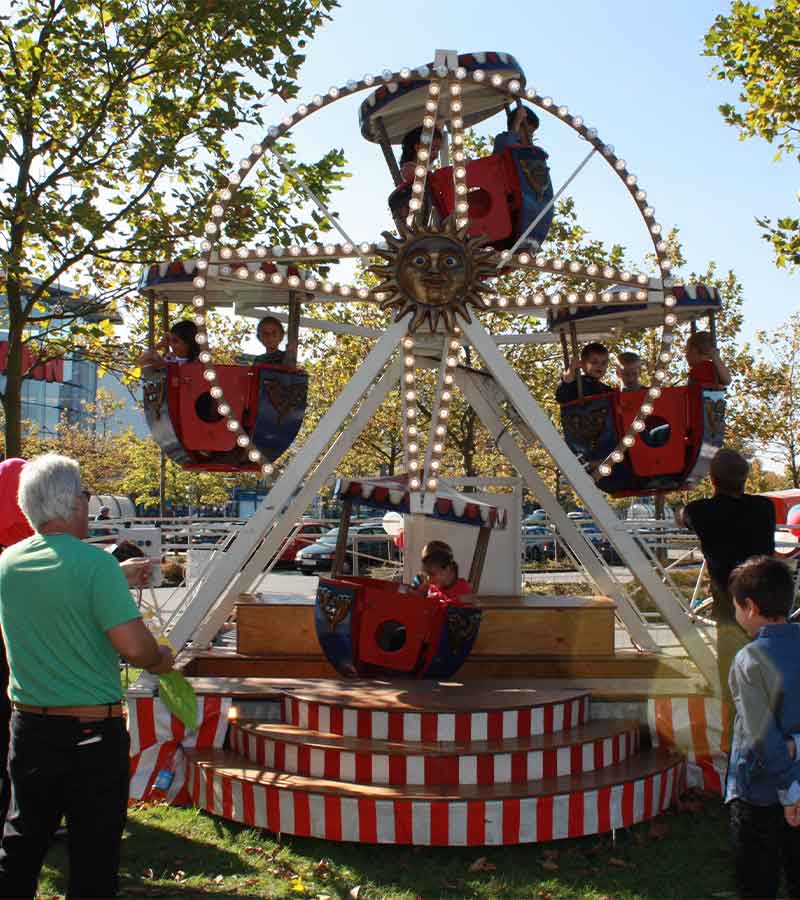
left=0, top=454, right=173, bottom=898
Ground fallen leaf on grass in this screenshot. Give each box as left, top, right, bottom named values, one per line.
left=317, top=895, right=332, bottom=900
left=583, top=842, right=606, bottom=857
left=213, top=875, right=224, bottom=885
left=172, top=870, right=186, bottom=883
left=537, top=890, right=552, bottom=899
left=291, top=877, right=307, bottom=893
left=541, top=860, right=559, bottom=872
left=348, top=886, right=362, bottom=899
left=314, top=859, right=332, bottom=876
left=468, top=856, right=496, bottom=873
left=142, top=868, right=154, bottom=880
left=244, top=846, right=264, bottom=856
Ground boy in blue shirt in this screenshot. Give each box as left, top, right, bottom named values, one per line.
left=727, top=556, right=800, bottom=898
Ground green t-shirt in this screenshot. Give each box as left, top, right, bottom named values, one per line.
left=0, top=533, right=141, bottom=706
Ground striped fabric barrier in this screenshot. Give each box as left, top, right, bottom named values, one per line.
left=229, top=722, right=639, bottom=786
left=282, top=694, right=590, bottom=742
left=187, top=757, right=685, bottom=845
left=647, top=696, right=725, bottom=794
left=128, top=694, right=231, bottom=803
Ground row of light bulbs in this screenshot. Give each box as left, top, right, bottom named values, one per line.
left=448, top=82, right=470, bottom=230
left=401, top=333, right=461, bottom=493
left=193, top=60, right=677, bottom=482
left=406, top=78, right=443, bottom=228
left=204, top=258, right=656, bottom=306
left=402, top=336, right=423, bottom=491
left=206, top=241, right=379, bottom=260
left=510, top=253, right=651, bottom=286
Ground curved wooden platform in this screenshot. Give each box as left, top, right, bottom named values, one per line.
left=280, top=681, right=589, bottom=741
left=184, top=677, right=686, bottom=846
left=229, top=718, right=641, bottom=786
left=187, top=746, right=684, bottom=845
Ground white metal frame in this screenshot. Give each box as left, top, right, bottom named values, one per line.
left=165, top=314, right=718, bottom=690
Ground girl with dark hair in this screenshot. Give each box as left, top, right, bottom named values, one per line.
left=137, top=319, right=200, bottom=369
left=420, top=541, right=472, bottom=606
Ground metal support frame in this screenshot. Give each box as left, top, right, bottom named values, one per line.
left=188, top=355, right=405, bottom=646
left=459, top=317, right=718, bottom=688
left=455, top=366, right=658, bottom=652
left=166, top=318, right=409, bottom=650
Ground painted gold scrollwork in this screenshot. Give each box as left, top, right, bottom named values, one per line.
left=318, top=585, right=352, bottom=632
left=562, top=407, right=609, bottom=453
left=704, top=398, right=726, bottom=441
left=263, top=381, right=309, bottom=422
left=447, top=609, right=481, bottom=654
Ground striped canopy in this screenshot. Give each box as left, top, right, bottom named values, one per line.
left=334, top=475, right=507, bottom=530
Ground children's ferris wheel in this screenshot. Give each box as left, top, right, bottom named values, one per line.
left=143, top=49, right=723, bottom=690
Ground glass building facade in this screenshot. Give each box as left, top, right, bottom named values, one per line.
left=0, top=353, right=98, bottom=437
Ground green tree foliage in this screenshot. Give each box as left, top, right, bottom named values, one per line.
left=0, top=0, right=345, bottom=456
left=734, top=312, right=800, bottom=487
left=704, top=0, right=800, bottom=268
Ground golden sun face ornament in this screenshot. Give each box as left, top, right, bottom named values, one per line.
left=370, top=217, right=495, bottom=331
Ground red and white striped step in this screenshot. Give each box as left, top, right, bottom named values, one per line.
left=229, top=718, right=641, bottom=786
left=280, top=682, right=589, bottom=741
left=186, top=747, right=685, bottom=845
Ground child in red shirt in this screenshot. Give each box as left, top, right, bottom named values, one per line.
left=685, top=331, right=731, bottom=388
left=420, top=543, right=472, bottom=607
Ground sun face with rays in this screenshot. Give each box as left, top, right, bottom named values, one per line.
left=370, top=216, right=495, bottom=332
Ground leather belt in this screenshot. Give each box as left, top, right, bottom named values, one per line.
left=12, top=702, right=123, bottom=720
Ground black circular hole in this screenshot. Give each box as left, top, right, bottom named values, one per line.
left=195, top=392, right=223, bottom=423
left=640, top=415, right=671, bottom=448
left=375, top=620, right=407, bottom=653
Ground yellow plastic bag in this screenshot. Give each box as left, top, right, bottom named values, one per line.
left=158, top=670, right=198, bottom=731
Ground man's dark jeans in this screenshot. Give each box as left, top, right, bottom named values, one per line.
left=0, top=711, right=129, bottom=899
left=730, top=799, right=800, bottom=898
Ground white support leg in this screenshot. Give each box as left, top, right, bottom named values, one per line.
left=459, top=317, right=718, bottom=689
left=189, top=356, right=404, bottom=646
left=166, top=317, right=409, bottom=651
left=456, top=367, right=658, bottom=652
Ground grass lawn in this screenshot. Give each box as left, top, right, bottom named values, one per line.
left=36, top=790, right=738, bottom=899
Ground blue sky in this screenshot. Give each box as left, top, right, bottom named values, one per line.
left=235, top=0, right=797, bottom=348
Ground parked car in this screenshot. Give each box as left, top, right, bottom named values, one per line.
left=295, top=520, right=394, bottom=575
left=277, top=520, right=327, bottom=567
left=579, top=522, right=623, bottom=565
left=521, top=524, right=556, bottom=562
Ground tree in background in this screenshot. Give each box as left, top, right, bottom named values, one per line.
left=0, top=0, right=345, bottom=456
left=704, top=0, right=800, bottom=269
left=734, top=313, right=800, bottom=486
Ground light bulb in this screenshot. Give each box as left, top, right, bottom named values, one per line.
left=599, top=464, right=612, bottom=476
left=623, top=435, right=635, bottom=447
left=210, top=386, right=223, bottom=399
left=237, top=435, right=250, bottom=447
left=203, top=369, right=216, bottom=381
left=217, top=403, right=230, bottom=415
left=226, top=419, right=240, bottom=431
left=248, top=449, right=261, bottom=462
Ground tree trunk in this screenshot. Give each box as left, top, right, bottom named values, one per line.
left=2, top=296, right=25, bottom=459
